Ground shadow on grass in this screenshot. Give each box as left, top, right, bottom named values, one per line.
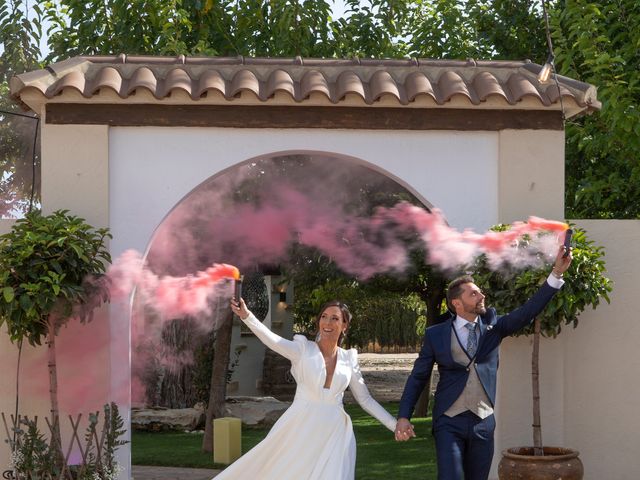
left=132, top=402, right=436, bottom=478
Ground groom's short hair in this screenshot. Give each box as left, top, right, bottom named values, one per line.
left=446, top=275, right=475, bottom=313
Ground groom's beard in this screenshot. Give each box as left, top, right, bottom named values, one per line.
left=463, top=300, right=486, bottom=316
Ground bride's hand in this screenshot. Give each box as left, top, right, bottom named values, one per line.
left=231, top=297, right=250, bottom=320
left=394, top=418, right=415, bottom=442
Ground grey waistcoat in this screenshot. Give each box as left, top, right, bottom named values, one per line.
left=444, top=329, right=494, bottom=419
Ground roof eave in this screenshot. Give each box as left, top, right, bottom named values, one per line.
left=9, top=55, right=601, bottom=120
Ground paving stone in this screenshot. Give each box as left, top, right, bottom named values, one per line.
left=132, top=466, right=221, bottom=480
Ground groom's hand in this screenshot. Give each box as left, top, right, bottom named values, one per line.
left=394, top=417, right=415, bottom=442
left=553, top=244, right=572, bottom=276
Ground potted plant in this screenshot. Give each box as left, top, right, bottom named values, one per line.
left=472, top=224, right=611, bottom=480
left=0, top=209, right=111, bottom=469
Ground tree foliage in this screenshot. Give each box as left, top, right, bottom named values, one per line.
left=2, top=1, right=638, bottom=218
left=36, top=0, right=551, bottom=61
left=0, top=0, right=43, bottom=82
left=0, top=0, right=42, bottom=217
left=0, top=210, right=111, bottom=345
left=551, top=0, right=640, bottom=218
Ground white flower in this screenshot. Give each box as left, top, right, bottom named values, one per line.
left=9, top=450, right=25, bottom=469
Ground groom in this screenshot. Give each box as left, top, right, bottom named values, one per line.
left=394, top=246, right=572, bottom=480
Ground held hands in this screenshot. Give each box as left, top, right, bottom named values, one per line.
left=394, top=418, right=416, bottom=442
left=231, top=297, right=250, bottom=320
left=552, top=244, right=573, bottom=278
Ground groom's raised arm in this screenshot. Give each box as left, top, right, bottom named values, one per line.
left=494, top=245, right=570, bottom=338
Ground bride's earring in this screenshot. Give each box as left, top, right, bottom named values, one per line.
left=315, top=332, right=321, bottom=342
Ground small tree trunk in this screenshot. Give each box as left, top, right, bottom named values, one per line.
left=47, top=318, right=63, bottom=464
left=202, top=307, right=234, bottom=453
left=532, top=317, right=543, bottom=456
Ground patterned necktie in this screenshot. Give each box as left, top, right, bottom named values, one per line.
left=465, top=322, right=478, bottom=357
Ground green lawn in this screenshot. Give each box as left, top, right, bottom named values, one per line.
left=132, top=402, right=437, bottom=479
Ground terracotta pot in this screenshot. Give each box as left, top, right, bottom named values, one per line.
left=498, top=446, right=583, bottom=480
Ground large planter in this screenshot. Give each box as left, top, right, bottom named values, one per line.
left=498, top=446, right=583, bottom=480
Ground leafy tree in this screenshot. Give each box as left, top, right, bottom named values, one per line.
left=0, top=210, right=111, bottom=460
left=0, top=0, right=42, bottom=217
left=551, top=0, right=640, bottom=218
left=0, top=0, right=43, bottom=77
left=4, top=1, right=638, bottom=218
left=42, top=0, right=339, bottom=58
left=472, top=224, right=611, bottom=453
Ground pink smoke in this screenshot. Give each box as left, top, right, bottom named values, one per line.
left=109, top=194, right=568, bottom=318
left=106, top=174, right=568, bottom=405
left=108, top=252, right=239, bottom=319
left=386, top=203, right=567, bottom=272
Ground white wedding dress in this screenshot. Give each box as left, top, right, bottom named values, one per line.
left=213, top=312, right=397, bottom=480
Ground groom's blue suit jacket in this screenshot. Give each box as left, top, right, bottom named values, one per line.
left=398, top=281, right=559, bottom=422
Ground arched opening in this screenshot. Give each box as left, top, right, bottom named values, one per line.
left=129, top=150, right=445, bottom=471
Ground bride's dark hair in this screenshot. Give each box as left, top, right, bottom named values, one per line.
left=314, top=300, right=352, bottom=345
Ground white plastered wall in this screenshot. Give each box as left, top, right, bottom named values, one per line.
left=563, top=220, right=640, bottom=479
left=489, top=130, right=564, bottom=478
left=108, top=127, right=501, bottom=258
left=106, top=126, right=499, bottom=478
left=490, top=219, right=640, bottom=480
left=491, top=129, right=566, bottom=478
left=2, top=122, right=574, bottom=478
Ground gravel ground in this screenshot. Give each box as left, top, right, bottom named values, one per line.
left=345, top=353, right=419, bottom=403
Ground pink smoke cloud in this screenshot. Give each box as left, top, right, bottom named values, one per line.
left=104, top=162, right=569, bottom=405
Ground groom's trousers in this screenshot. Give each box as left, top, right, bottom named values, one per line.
left=433, top=411, right=495, bottom=480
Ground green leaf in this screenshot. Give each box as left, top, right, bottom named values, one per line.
left=3, top=287, right=14, bottom=303
left=19, top=294, right=33, bottom=311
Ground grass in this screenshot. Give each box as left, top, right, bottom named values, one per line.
left=132, top=402, right=437, bottom=479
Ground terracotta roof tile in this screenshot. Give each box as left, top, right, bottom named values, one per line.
left=336, top=70, right=366, bottom=102
left=196, top=70, right=226, bottom=98
left=229, top=69, right=260, bottom=99
left=404, top=72, right=436, bottom=102
left=127, top=67, right=158, bottom=97
left=369, top=70, right=402, bottom=103
left=472, top=71, right=508, bottom=103
left=10, top=55, right=601, bottom=117
left=300, top=70, right=331, bottom=100
left=90, top=66, right=124, bottom=97
left=545, top=83, right=577, bottom=104
left=266, top=69, right=296, bottom=99
left=437, top=70, right=474, bottom=104
left=161, top=68, right=193, bottom=98
left=506, top=73, right=546, bottom=105
left=48, top=69, right=86, bottom=97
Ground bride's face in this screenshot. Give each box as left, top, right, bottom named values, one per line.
left=318, top=306, right=345, bottom=344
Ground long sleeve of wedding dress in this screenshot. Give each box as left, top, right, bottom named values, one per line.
left=348, top=349, right=398, bottom=432
left=240, top=312, right=304, bottom=362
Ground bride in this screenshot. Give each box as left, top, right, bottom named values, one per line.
left=213, top=298, right=397, bottom=479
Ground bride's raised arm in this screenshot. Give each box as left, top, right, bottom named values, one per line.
left=231, top=298, right=303, bottom=362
